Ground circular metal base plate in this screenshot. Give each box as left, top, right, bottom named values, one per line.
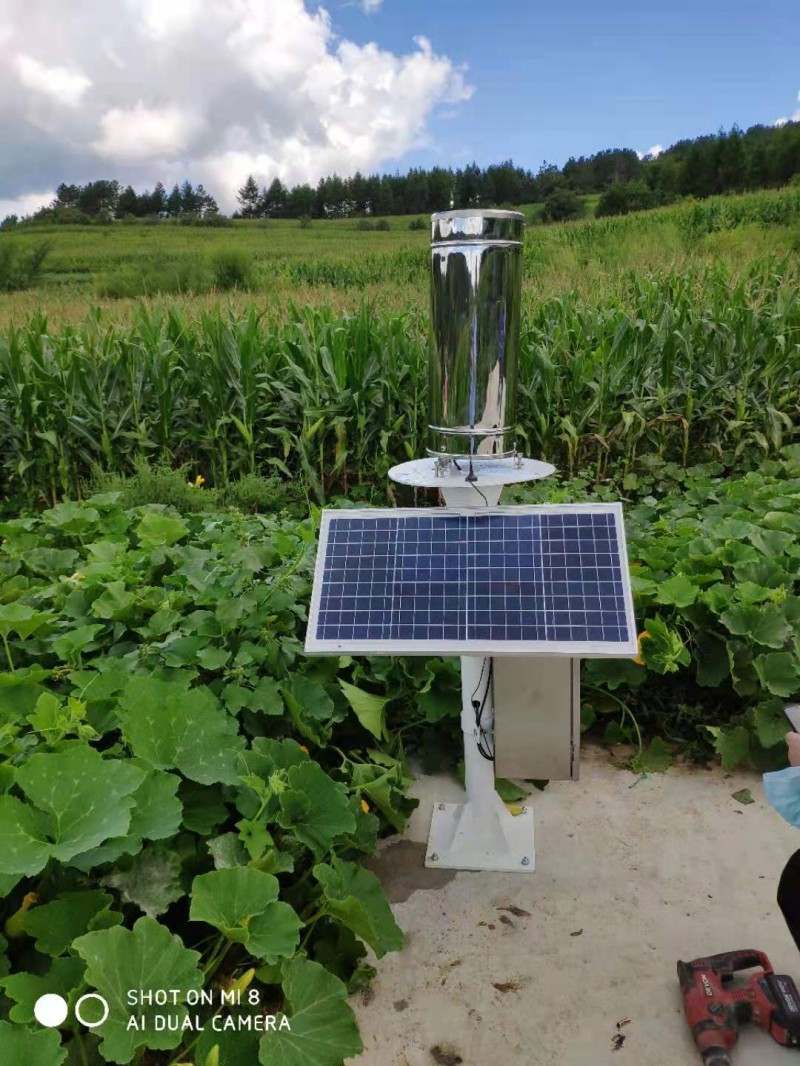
left=388, top=456, right=556, bottom=490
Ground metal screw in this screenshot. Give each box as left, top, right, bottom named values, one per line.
left=438, top=803, right=446, bottom=810
left=430, top=853, right=439, bottom=862
left=521, top=807, right=528, bottom=814
left=521, top=856, right=530, bottom=866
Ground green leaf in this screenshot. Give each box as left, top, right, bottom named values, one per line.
left=337, top=680, right=387, bottom=741
left=72, top=770, right=184, bottom=869
left=313, top=857, right=403, bottom=958
left=102, top=848, right=185, bottom=917
left=0, top=795, right=52, bottom=876
left=117, top=677, right=245, bottom=784
left=694, top=631, right=730, bottom=687
left=224, top=678, right=284, bottom=716
left=732, top=788, right=755, bottom=805
left=190, top=869, right=301, bottom=960
left=258, top=957, right=363, bottom=1066
left=709, top=724, right=753, bottom=770
left=180, top=781, right=229, bottom=836
left=52, top=624, right=104, bottom=662
left=640, top=616, right=691, bottom=674
left=656, top=574, right=698, bottom=608
left=494, top=777, right=529, bottom=803
left=21, top=891, right=121, bottom=956
left=284, top=676, right=334, bottom=720
left=755, top=652, right=799, bottom=697
left=0, top=956, right=85, bottom=1022
left=631, top=737, right=673, bottom=773
left=74, top=916, right=204, bottom=1064
left=89, top=581, right=136, bottom=621
left=277, top=762, right=355, bottom=859
left=136, top=510, right=188, bottom=547
left=15, top=746, right=145, bottom=863
left=754, top=700, right=791, bottom=749
left=127, top=770, right=183, bottom=842
left=0, top=603, right=54, bottom=641
left=721, top=604, right=790, bottom=648
left=0, top=1022, right=67, bottom=1066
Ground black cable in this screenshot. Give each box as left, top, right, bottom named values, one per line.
left=472, top=657, right=494, bottom=761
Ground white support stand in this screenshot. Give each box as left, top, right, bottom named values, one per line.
left=388, top=456, right=556, bottom=874
left=426, top=656, right=536, bottom=872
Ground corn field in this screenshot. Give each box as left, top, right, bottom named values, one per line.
left=1, top=256, right=799, bottom=508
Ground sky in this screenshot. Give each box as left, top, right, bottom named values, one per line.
left=1, top=0, right=798, bottom=216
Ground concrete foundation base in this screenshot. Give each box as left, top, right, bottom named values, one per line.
left=356, top=745, right=800, bottom=1066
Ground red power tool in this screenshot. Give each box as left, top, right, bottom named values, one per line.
left=678, top=950, right=800, bottom=1064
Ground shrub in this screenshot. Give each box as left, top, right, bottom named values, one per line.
left=219, top=472, right=307, bottom=515
left=178, top=211, right=234, bottom=227
left=96, top=258, right=210, bottom=298
left=374, top=218, right=391, bottom=231
left=408, top=217, right=427, bottom=230
left=210, top=248, right=256, bottom=291
left=356, top=219, right=375, bottom=231
left=0, top=240, right=51, bottom=292
left=0, top=214, right=18, bottom=230
left=596, top=180, right=657, bottom=218
left=298, top=214, right=312, bottom=228
left=540, top=188, right=585, bottom=222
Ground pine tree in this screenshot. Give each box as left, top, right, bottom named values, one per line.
left=237, top=175, right=261, bottom=219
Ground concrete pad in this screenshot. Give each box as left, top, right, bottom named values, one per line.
left=354, top=745, right=800, bottom=1066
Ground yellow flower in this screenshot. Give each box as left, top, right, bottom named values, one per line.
left=361, top=799, right=370, bottom=814
left=299, top=745, right=309, bottom=754
left=195, top=475, right=205, bottom=487
left=633, top=630, right=651, bottom=666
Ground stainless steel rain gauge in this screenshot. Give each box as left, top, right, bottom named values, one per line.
left=305, top=209, right=637, bottom=873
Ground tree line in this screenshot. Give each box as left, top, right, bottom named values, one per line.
left=5, top=118, right=800, bottom=230
left=236, top=121, right=800, bottom=221
left=11, top=180, right=219, bottom=226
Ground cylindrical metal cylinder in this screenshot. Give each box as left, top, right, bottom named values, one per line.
left=428, top=209, right=524, bottom=460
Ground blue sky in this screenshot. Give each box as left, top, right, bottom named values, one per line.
left=1, top=0, right=797, bottom=216
left=336, top=0, right=800, bottom=172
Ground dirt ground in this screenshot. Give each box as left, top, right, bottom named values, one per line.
left=354, top=745, right=800, bottom=1066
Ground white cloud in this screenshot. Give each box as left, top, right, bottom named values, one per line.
left=15, top=54, right=91, bottom=107
left=93, top=102, right=197, bottom=161
left=360, top=0, right=384, bottom=12
left=0, top=0, right=470, bottom=211
left=0, top=190, right=53, bottom=219
left=646, top=143, right=663, bottom=157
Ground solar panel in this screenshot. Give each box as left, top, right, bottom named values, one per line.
left=305, top=505, right=637, bottom=657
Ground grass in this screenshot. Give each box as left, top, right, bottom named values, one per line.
left=1, top=187, right=800, bottom=326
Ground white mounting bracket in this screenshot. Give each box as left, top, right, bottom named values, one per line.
left=426, top=656, right=535, bottom=872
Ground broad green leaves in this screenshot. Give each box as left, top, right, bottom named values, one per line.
left=102, top=848, right=184, bottom=917
left=74, top=917, right=204, bottom=1064
left=313, top=858, right=403, bottom=958
left=0, top=1022, right=67, bottom=1066
left=0, top=747, right=144, bottom=876
left=21, top=891, right=121, bottom=955
left=258, top=958, right=363, bottom=1066
left=276, top=762, right=355, bottom=859
left=190, top=869, right=301, bottom=959
left=117, top=677, right=245, bottom=784
left=338, top=680, right=388, bottom=741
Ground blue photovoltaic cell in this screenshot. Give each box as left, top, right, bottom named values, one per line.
left=313, top=510, right=632, bottom=647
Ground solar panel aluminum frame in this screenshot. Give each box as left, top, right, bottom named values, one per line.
left=305, top=504, right=638, bottom=658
